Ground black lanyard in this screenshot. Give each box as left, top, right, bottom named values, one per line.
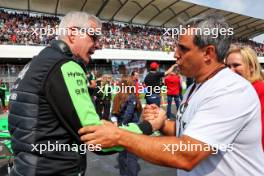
left=184, top=66, right=226, bottom=106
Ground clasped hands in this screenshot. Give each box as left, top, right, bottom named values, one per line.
left=140, top=104, right=167, bottom=131
left=78, top=104, right=167, bottom=148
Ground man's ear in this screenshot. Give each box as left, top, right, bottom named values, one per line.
left=67, top=27, right=77, bottom=44
left=204, top=45, right=217, bottom=62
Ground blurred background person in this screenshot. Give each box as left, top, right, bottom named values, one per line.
left=144, top=62, right=176, bottom=106
left=0, top=79, right=7, bottom=111
left=111, top=75, right=142, bottom=176
left=131, top=71, right=142, bottom=118
left=131, top=71, right=140, bottom=98
left=226, top=45, right=264, bottom=150
left=94, top=74, right=112, bottom=120
left=164, top=69, right=182, bottom=119
left=87, top=70, right=97, bottom=100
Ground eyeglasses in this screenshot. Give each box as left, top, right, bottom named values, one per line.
left=70, top=26, right=101, bottom=42
left=88, top=34, right=100, bottom=43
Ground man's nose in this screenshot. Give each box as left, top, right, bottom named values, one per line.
left=174, top=47, right=180, bottom=59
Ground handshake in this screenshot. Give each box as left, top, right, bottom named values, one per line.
left=78, top=104, right=168, bottom=149
left=141, top=104, right=167, bottom=132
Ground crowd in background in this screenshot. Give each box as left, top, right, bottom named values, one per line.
left=100, top=22, right=174, bottom=51
left=88, top=62, right=183, bottom=122
left=0, top=10, right=59, bottom=45
left=1, top=10, right=264, bottom=56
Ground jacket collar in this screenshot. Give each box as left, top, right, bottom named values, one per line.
left=49, top=40, right=73, bottom=57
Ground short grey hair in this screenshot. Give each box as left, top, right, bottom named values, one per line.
left=184, top=14, right=233, bottom=62
left=58, top=11, right=102, bottom=39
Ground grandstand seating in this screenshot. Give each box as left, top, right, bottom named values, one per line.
left=0, top=10, right=263, bottom=56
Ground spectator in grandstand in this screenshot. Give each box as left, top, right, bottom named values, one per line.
left=232, top=39, right=264, bottom=57
left=79, top=14, right=264, bottom=175
left=1, top=10, right=264, bottom=56
left=144, top=62, right=177, bottom=106
left=226, top=45, right=264, bottom=150
left=111, top=76, right=142, bottom=176
left=0, top=10, right=59, bottom=45
left=164, top=69, right=181, bottom=119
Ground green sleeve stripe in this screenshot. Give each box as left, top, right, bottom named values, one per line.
left=61, top=61, right=143, bottom=153
left=61, top=61, right=101, bottom=126
left=120, top=123, right=143, bottom=134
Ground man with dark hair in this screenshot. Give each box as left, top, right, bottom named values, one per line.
left=131, top=71, right=140, bottom=97
left=79, top=14, right=264, bottom=175
left=144, top=62, right=177, bottom=106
